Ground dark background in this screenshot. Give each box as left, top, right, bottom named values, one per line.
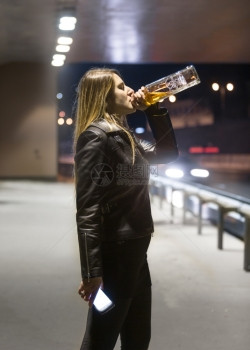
left=57, top=63, right=250, bottom=158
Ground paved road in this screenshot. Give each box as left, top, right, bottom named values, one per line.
left=0, top=180, right=249, bottom=350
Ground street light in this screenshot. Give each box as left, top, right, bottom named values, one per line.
left=211, top=82, right=234, bottom=119
left=211, top=83, right=220, bottom=91
left=226, top=83, right=234, bottom=91
left=169, top=95, right=176, bottom=103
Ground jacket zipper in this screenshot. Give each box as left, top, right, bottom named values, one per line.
left=84, top=232, right=91, bottom=282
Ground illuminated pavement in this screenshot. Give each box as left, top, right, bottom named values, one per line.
left=0, top=181, right=249, bottom=350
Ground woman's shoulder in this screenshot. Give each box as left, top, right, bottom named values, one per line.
left=76, top=119, right=126, bottom=153
left=74, top=130, right=107, bottom=162
left=76, top=127, right=107, bottom=149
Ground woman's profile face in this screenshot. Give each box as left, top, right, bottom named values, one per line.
left=106, top=74, right=136, bottom=116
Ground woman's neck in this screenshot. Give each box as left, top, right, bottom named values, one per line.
left=120, top=115, right=129, bottom=128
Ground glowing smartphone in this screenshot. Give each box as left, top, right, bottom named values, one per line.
left=93, top=288, right=114, bottom=313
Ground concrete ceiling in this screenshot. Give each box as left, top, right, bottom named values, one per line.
left=1, top=0, right=250, bottom=66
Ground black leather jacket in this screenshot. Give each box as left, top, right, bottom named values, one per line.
left=75, top=104, right=178, bottom=280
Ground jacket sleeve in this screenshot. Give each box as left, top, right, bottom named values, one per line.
left=74, top=129, right=108, bottom=280
left=137, top=103, right=179, bottom=164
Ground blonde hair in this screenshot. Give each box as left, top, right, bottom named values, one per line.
left=73, top=67, right=135, bottom=161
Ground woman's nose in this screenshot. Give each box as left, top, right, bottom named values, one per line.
left=127, top=87, right=134, bottom=95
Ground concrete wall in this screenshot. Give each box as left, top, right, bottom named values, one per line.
left=0, top=62, right=57, bottom=179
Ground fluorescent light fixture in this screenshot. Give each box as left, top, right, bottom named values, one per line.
left=56, top=45, right=70, bottom=53
left=51, top=60, right=64, bottom=67
left=59, top=22, right=75, bottom=30
left=165, top=168, right=184, bottom=179
left=60, top=16, right=77, bottom=24
left=190, top=169, right=209, bottom=178
left=57, top=37, right=73, bottom=45
left=59, top=16, right=77, bottom=31
left=53, top=54, right=66, bottom=60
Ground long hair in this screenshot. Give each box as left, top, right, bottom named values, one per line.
left=73, top=68, right=135, bottom=162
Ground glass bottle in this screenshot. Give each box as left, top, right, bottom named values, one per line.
left=144, top=65, right=201, bottom=105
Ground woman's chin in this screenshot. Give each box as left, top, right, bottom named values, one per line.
left=129, top=103, right=137, bottom=113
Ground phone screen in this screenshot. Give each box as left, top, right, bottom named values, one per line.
left=93, top=288, right=114, bottom=313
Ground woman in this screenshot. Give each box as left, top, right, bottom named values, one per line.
left=74, top=67, right=178, bottom=350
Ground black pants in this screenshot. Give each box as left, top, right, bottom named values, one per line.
left=80, top=235, right=152, bottom=350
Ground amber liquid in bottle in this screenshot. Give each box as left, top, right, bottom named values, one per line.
left=144, top=91, right=172, bottom=105
left=144, top=81, right=172, bottom=105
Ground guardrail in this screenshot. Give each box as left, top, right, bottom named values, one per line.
left=149, top=176, right=250, bottom=272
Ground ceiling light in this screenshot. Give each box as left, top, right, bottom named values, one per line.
left=53, top=54, right=66, bottom=60
left=51, top=60, right=64, bottom=67
left=56, top=45, right=70, bottom=53
left=57, top=37, right=73, bottom=45
left=60, top=16, right=77, bottom=24
left=59, top=16, right=77, bottom=31
left=59, top=22, right=75, bottom=30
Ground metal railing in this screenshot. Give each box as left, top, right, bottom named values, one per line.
left=149, top=176, right=250, bottom=272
